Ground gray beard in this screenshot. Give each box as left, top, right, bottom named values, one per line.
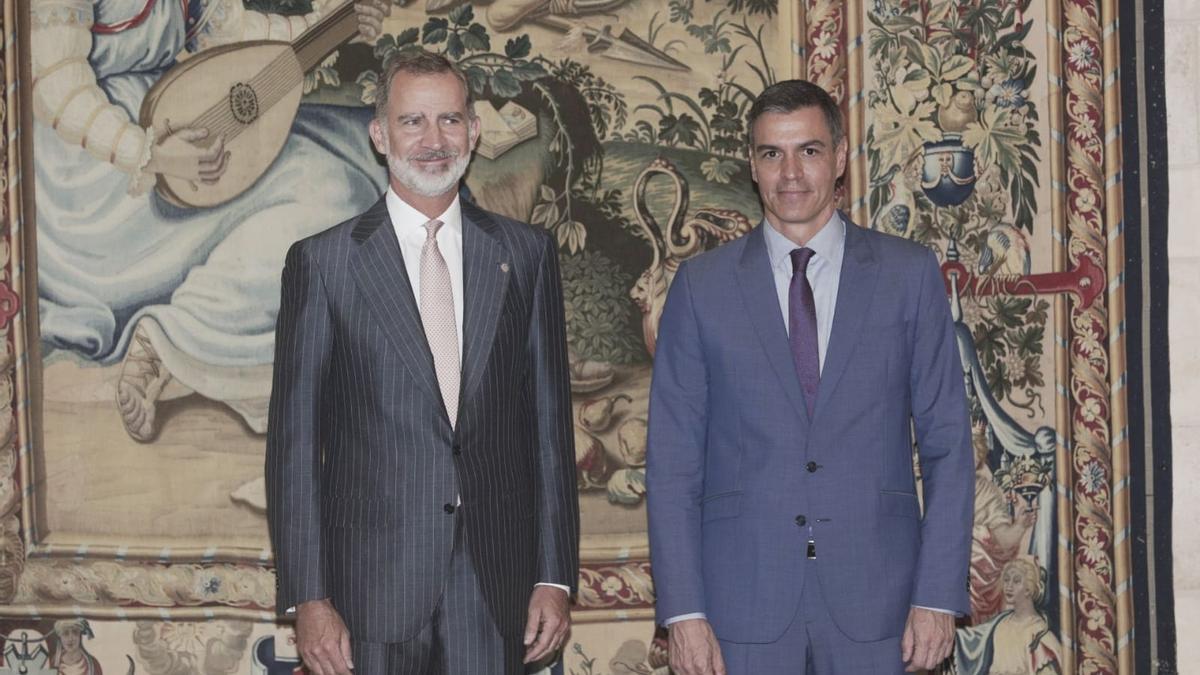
left=387, top=150, right=470, bottom=198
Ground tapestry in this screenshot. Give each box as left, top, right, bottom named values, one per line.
left=0, top=0, right=1135, bottom=671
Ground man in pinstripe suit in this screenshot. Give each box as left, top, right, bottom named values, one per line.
left=265, top=49, right=579, bottom=675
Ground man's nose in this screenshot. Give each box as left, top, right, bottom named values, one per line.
left=421, top=122, right=445, bottom=148
left=782, top=154, right=802, bottom=179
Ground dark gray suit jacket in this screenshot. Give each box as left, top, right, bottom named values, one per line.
left=266, top=196, right=579, bottom=643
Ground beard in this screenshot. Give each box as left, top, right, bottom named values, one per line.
left=387, top=148, right=471, bottom=198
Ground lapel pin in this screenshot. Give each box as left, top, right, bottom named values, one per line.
left=500, top=262, right=510, bottom=273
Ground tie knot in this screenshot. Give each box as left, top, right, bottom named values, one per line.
left=790, top=247, right=815, bottom=276
left=424, top=219, right=444, bottom=240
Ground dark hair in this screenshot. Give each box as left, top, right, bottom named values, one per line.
left=374, top=48, right=475, bottom=121
left=747, top=79, right=844, bottom=148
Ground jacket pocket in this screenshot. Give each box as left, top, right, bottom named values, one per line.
left=701, top=490, right=742, bottom=523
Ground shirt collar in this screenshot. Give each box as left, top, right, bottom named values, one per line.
left=385, top=188, right=462, bottom=238
left=762, top=211, right=846, bottom=273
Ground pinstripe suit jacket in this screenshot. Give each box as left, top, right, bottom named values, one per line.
left=265, top=196, right=579, bottom=644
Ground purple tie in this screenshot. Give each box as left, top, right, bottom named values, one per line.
left=789, top=248, right=820, bottom=417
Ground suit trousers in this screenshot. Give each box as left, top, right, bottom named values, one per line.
left=351, top=514, right=524, bottom=675
left=717, top=561, right=905, bottom=674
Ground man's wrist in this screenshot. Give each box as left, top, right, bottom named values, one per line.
left=911, top=604, right=959, bottom=617
left=664, top=612, right=707, bottom=626
left=535, top=582, right=570, bottom=594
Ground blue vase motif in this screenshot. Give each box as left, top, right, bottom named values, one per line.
left=920, top=136, right=977, bottom=207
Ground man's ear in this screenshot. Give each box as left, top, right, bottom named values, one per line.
left=835, top=137, right=848, bottom=177
left=368, top=117, right=386, bottom=155
left=468, top=111, right=481, bottom=151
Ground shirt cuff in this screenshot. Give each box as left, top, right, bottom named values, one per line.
left=912, top=604, right=960, bottom=616
left=664, top=612, right=707, bottom=626
left=535, top=582, right=570, bottom=594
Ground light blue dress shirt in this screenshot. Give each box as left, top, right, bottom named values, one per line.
left=762, top=212, right=845, bottom=372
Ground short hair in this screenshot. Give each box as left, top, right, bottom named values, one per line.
left=747, top=79, right=844, bottom=148
left=374, top=48, right=475, bottom=121
left=1003, top=557, right=1045, bottom=604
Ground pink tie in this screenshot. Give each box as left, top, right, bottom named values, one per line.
left=419, top=219, right=459, bottom=426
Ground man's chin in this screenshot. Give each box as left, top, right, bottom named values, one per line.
left=391, top=156, right=470, bottom=195
left=773, top=210, right=819, bottom=226
left=393, top=172, right=460, bottom=197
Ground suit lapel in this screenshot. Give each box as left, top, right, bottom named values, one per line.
left=350, top=197, right=443, bottom=406
left=736, top=225, right=811, bottom=428
left=459, top=200, right=510, bottom=410
left=813, top=217, right=880, bottom=419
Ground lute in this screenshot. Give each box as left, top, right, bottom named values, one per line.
left=139, top=1, right=359, bottom=208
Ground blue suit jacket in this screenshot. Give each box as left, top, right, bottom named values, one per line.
left=646, top=218, right=973, bottom=644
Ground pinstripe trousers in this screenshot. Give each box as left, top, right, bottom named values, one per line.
left=351, top=514, right=525, bottom=675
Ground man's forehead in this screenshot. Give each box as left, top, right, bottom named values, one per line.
left=751, top=108, right=833, bottom=143
left=752, top=136, right=828, bottom=148
left=387, top=71, right=470, bottom=108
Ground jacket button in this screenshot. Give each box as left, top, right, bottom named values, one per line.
left=795, top=515, right=807, bottom=527
left=806, top=461, right=819, bottom=473
left=452, top=444, right=462, bottom=456
left=443, top=503, right=456, bottom=514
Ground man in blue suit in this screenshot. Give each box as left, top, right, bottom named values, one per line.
left=646, top=80, right=974, bottom=673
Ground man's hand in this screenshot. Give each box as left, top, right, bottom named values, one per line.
left=295, top=598, right=354, bottom=675
left=524, top=585, right=570, bottom=664
left=900, top=607, right=955, bottom=672
left=667, top=618, right=726, bottom=675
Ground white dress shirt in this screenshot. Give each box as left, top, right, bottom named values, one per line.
left=386, top=189, right=465, bottom=358
left=663, top=213, right=951, bottom=626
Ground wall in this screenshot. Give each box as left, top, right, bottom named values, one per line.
left=1171, top=0, right=1200, bottom=662
left=1167, top=0, right=1200, bottom=669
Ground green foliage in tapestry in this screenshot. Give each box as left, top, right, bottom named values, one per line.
left=628, top=12, right=772, bottom=163
left=866, top=0, right=1047, bottom=415
left=243, top=0, right=311, bottom=13
left=547, top=60, right=627, bottom=146
left=561, top=252, right=644, bottom=365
